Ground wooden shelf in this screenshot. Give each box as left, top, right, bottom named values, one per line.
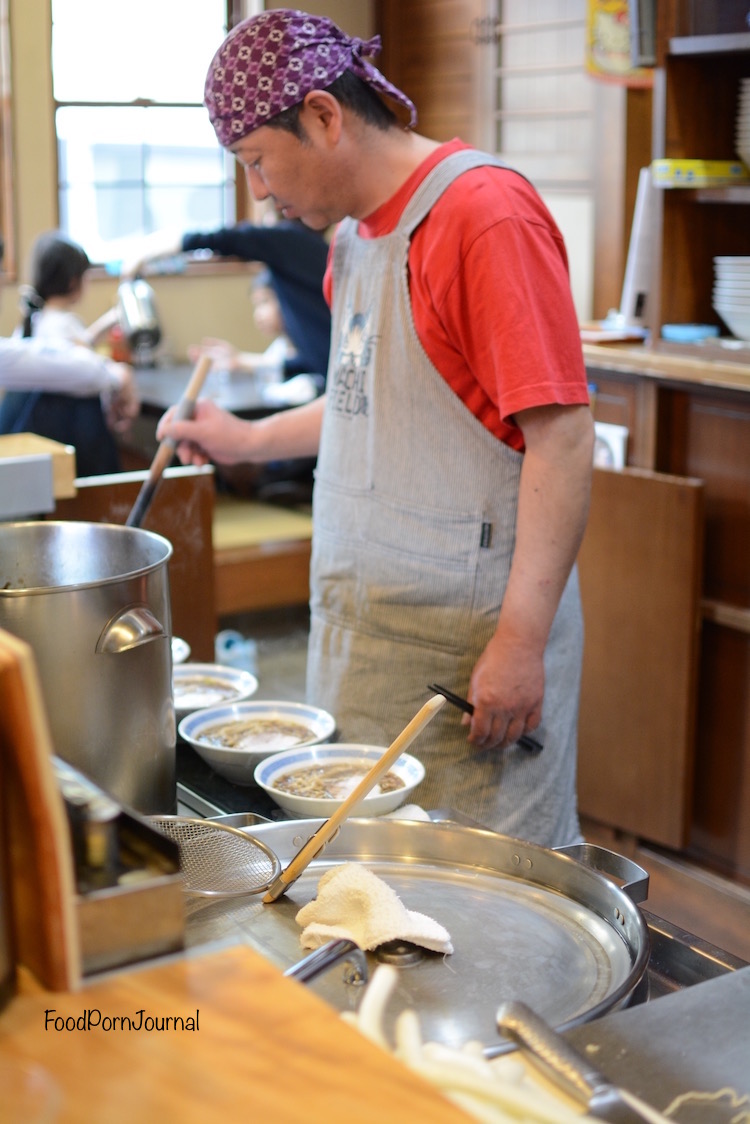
left=650, top=338, right=750, bottom=365
left=669, top=32, right=750, bottom=56
left=650, top=26, right=750, bottom=355
left=694, top=185, right=750, bottom=203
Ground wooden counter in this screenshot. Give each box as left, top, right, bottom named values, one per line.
left=0, top=945, right=470, bottom=1124
left=578, top=341, right=750, bottom=891
left=582, top=341, right=750, bottom=392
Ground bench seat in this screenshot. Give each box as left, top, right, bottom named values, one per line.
left=213, top=495, right=312, bottom=616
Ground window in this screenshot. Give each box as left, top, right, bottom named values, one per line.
left=484, top=0, right=594, bottom=191
left=51, top=0, right=235, bottom=267
left=474, top=0, right=595, bottom=316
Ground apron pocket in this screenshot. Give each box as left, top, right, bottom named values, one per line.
left=311, top=482, right=492, bottom=654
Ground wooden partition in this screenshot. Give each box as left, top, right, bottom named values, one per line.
left=50, top=466, right=217, bottom=663
left=577, top=465, right=704, bottom=849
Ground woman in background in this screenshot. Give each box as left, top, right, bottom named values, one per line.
left=0, top=231, right=137, bottom=476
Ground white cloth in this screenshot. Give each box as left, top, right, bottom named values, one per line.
left=383, top=803, right=431, bottom=822
left=296, top=862, right=453, bottom=954
left=0, top=336, right=121, bottom=395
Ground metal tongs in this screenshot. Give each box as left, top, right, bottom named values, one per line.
left=427, top=683, right=543, bottom=754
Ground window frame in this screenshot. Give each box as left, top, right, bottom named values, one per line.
left=477, top=1, right=595, bottom=195
left=0, top=0, right=15, bottom=278
left=50, top=0, right=253, bottom=277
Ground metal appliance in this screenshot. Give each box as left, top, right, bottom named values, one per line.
left=117, top=278, right=162, bottom=366
left=0, top=521, right=176, bottom=814
left=54, top=758, right=184, bottom=975
left=175, top=746, right=747, bottom=1013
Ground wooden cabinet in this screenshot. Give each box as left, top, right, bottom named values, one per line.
left=648, top=10, right=750, bottom=362
left=577, top=464, right=704, bottom=850
left=577, top=8, right=750, bottom=886
left=581, top=348, right=750, bottom=886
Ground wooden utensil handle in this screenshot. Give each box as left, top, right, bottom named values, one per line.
left=263, top=694, right=446, bottom=902
left=125, top=355, right=212, bottom=528
left=175, top=354, right=213, bottom=418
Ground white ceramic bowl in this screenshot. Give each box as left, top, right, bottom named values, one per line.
left=171, top=637, right=191, bottom=664
left=177, top=701, right=336, bottom=786
left=253, top=744, right=426, bottom=817
left=713, top=305, right=750, bottom=341
left=173, top=663, right=258, bottom=718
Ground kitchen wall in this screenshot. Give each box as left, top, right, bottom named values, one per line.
left=1, top=0, right=599, bottom=351
left=0, top=0, right=374, bottom=355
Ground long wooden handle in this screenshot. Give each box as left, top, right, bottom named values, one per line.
left=125, top=355, right=212, bottom=528
left=263, top=693, right=447, bottom=902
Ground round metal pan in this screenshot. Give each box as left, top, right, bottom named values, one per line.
left=182, top=818, right=650, bottom=1051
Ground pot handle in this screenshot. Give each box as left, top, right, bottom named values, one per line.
left=96, top=605, right=167, bottom=654
left=554, top=842, right=649, bottom=904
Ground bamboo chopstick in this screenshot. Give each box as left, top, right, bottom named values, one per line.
left=263, top=693, right=447, bottom=903
left=125, top=354, right=213, bottom=528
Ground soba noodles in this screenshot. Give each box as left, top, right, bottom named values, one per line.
left=273, top=761, right=406, bottom=800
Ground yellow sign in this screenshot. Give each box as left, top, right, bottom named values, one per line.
left=586, top=0, right=653, bottom=88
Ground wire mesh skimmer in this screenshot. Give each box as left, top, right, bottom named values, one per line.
left=150, top=816, right=282, bottom=897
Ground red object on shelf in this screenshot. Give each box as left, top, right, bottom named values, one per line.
left=108, top=324, right=131, bottom=363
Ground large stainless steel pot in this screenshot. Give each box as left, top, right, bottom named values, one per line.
left=0, top=521, right=175, bottom=813
left=182, top=818, right=650, bottom=1051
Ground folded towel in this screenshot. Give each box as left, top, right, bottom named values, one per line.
left=383, top=803, right=431, bottom=821
left=296, top=862, right=453, bottom=954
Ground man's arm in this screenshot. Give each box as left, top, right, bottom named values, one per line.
left=0, top=336, right=130, bottom=397
left=466, top=402, right=594, bottom=749
left=157, top=393, right=326, bottom=467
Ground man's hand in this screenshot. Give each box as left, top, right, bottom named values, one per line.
left=465, top=627, right=544, bottom=750
left=119, top=230, right=183, bottom=280
left=156, top=397, right=251, bottom=466
left=465, top=402, right=594, bottom=752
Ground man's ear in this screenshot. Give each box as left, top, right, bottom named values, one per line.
left=299, top=90, right=343, bottom=143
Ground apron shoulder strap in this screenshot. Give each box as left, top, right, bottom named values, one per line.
left=333, top=150, right=523, bottom=252
left=397, top=150, right=520, bottom=235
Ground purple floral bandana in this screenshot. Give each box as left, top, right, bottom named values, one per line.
left=204, top=8, right=417, bottom=148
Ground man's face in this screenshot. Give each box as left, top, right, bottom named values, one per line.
left=231, top=112, right=350, bottom=231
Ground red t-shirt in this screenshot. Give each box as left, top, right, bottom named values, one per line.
left=324, top=139, right=588, bottom=451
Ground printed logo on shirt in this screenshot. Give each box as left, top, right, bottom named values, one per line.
left=327, top=305, right=377, bottom=420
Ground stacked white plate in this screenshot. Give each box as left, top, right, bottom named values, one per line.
left=713, top=256, right=750, bottom=342
left=736, top=78, right=750, bottom=167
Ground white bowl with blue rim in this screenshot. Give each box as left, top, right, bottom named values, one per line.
left=173, top=663, right=259, bottom=718
left=178, top=700, right=336, bottom=786
left=253, top=743, right=426, bottom=818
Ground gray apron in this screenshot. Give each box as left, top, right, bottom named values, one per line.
left=307, top=150, right=583, bottom=847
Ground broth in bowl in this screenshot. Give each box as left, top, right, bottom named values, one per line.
left=178, top=701, right=337, bottom=786
left=273, top=760, right=406, bottom=800
left=199, top=715, right=316, bottom=752
left=254, top=745, right=425, bottom=817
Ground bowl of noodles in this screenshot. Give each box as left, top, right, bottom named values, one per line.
left=178, top=700, right=336, bottom=785
left=253, top=744, right=425, bottom=817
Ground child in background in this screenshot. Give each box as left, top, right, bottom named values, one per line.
left=189, top=269, right=304, bottom=384
left=189, top=270, right=321, bottom=504
left=18, top=232, right=117, bottom=348
left=0, top=231, right=138, bottom=475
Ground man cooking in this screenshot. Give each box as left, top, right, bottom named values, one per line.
left=158, top=10, right=595, bottom=847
